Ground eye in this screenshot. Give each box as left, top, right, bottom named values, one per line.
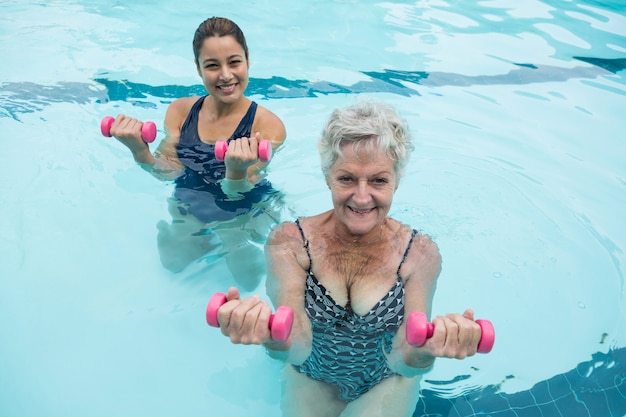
left=337, top=176, right=353, bottom=183
left=372, top=177, right=389, bottom=185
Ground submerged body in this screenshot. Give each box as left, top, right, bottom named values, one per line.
left=216, top=101, right=481, bottom=417
left=106, top=17, right=286, bottom=280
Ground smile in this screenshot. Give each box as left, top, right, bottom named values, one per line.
left=217, top=83, right=237, bottom=93
left=349, top=206, right=374, bottom=214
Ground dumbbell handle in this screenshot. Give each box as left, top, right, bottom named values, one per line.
left=205, top=293, right=294, bottom=342
left=100, top=116, right=157, bottom=143
left=214, top=139, right=272, bottom=162
left=406, top=311, right=495, bottom=353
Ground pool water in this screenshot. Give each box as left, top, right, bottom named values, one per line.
left=1, top=1, right=625, bottom=416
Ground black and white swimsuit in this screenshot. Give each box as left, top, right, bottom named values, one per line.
left=292, top=218, right=418, bottom=401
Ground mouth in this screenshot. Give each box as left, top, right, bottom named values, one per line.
left=348, top=206, right=374, bottom=215
left=217, top=83, right=237, bottom=94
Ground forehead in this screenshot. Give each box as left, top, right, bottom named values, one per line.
left=331, top=143, right=395, bottom=174
left=198, top=35, right=245, bottom=59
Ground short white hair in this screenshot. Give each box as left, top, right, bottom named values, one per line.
left=318, top=100, right=414, bottom=180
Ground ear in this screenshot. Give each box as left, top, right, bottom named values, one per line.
left=325, top=175, right=331, bottom=189
left=195, top=60, right=201, bottom=77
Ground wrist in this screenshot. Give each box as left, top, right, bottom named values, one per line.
left=220, top=177, right=253, bottom=195
left=132, top=147, right=155, bottom=165
left=225, top=168, right=248, bottom=181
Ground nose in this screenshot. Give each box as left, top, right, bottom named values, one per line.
left=352, top=179, right=372, bottom=205
left=219, top=65, right=233, bottom=81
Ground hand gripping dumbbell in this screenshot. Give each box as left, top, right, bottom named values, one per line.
left=205, top=293, right=294, bottom=342
left=214, top=139, right=272, bottom=162
left=100, top=116, right=157, bottom=143
left=406, top=311, right=495, bottom=353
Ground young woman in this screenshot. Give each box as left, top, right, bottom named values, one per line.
left=108, top=17, right=287, bottom=285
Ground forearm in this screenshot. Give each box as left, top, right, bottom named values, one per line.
left=219, top=177, right=254, bottom=195
left=133, top=148, right=183, bottom=181
left=386, top=345, right=435, bottom=378
left=263, top=317, right=312, bottom=366
left=264, top=337, right=310, bottom=365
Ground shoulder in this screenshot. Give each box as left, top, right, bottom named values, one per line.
left=266, top=221, right=312, bottom=272
left=266, top=221, right=305, bottom=251
left=165, top=96, right=202, bottom=129
left=167, top=96, right=202, bottom=117
left=402, top=226, right=442, bottom=282
left=253, top=103, right=287, bottom=144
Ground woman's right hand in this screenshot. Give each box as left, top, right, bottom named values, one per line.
left=109, top=114, right=152, bottom=157
left=216, top=287, right=274, bottom=345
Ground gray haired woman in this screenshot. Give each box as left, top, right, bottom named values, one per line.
left=216, top=101, right=482, bottom=417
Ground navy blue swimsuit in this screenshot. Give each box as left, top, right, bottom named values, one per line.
left=292, top=219, right=418, bottom=401
left=173, top=96, right=276, bottom=223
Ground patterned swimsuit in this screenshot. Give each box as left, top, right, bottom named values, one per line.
left=292, top=219, right=418, bottom=401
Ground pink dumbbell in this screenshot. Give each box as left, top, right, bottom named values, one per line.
left=214, top=139, right=272, bottom=162
left=406, top=311, right=495, bottom=353
left=205, top=292, right=294, bottom=342
left=100, top=116, right=157, bottom=143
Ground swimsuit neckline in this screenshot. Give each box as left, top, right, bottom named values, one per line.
left=307, top=271, right=402, bottom=320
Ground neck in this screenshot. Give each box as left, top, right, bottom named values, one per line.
left=205, top=96, right=250, bottom=119
left=334, top=219, right=387, bottom=247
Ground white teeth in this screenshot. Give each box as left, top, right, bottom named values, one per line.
left=351, top=207, right=371, bottom=214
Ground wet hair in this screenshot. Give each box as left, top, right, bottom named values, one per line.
left=318, top=100, right=414, bottom=180
left=192, top=17, right=249, bottom=65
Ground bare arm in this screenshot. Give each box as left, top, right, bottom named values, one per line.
left=387, top=233, right=483, bottom=377
left=109, top=98, right=191, bottom=181
left=263, top=222, right=312, bottom=364
left=220, top=105, right=287, bottom=194
left=386, top=233, right=441, bottom=375
left=212, top=222, right=311, bottom=363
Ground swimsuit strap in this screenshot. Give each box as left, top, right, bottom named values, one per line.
left=294, top=218, right=313, bottom=273
left=228, top=101, right=258, bottom=142
left=179, top=97, right=258, bottom=145
left=397, top=229, right=418, bottom=275
left=179, top=95, right=206, bottom=146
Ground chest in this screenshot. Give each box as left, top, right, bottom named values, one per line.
left=310, top=244, right=403, bottom=316
left=196, top=108, right=251, bottom=142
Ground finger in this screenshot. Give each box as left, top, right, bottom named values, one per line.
left=441, top=315, right=461, bottom=349
left=240, top=301, right=272, bottom=344
left=234, top=137, right=259, bottom=160
left=113, top=115, right=141, bottom=137
left=249, top=132, right=260, bottom=149
left=446, top=313, right=480, bottom=357
left=226, top=287, right=241, bottom=302
left=228, top=294, right=263, bottom=331
left=462, top=308, right=475, bottom=321
left=227, top=138, right=247, bottom=159
left=216, top=292, right=253, bottom=331
left=427, top=315, right=448, bottom=352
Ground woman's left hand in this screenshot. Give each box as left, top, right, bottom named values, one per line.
left=224, top=132, right=264, bottom=179
left=424, top=309, right=482, bottom=359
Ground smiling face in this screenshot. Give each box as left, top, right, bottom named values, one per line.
left=195, top=35, right=249, bottom=104
left=326, top=143, right=398, bottom=239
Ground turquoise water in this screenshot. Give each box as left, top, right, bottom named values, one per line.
left=1, top=1, right=625, bottom=416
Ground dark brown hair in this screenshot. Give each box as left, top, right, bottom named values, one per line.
left=193, top=17, right=249, bottom=65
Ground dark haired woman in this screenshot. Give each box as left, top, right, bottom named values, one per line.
left=109, top=17, right=287, bottom=286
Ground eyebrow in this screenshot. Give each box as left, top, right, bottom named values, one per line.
left=335, top=168, right=393, bottom=177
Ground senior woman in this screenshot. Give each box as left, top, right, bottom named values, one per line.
left=216, top=101, right=482, bottom=417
